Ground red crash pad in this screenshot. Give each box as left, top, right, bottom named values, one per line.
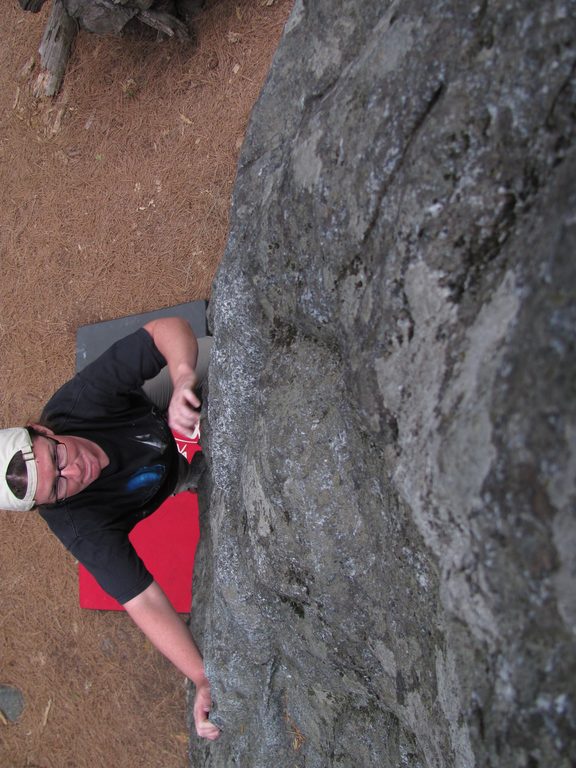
left=78, top=431, right=201, bottom=613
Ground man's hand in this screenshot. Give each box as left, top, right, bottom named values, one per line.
left=194, top=680, right=221, bottom=741
left=168, top=372, right=201, bottom=436
left=143, top=318, right=202, bottom=436
left=124, top=583, right=221, bottom=741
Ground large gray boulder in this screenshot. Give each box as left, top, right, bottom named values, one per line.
left=191, top=1, right=576, bottom=765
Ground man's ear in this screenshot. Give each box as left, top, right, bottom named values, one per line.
left=27, top=423, right=55, bottom=437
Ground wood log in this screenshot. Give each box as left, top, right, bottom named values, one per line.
left=33, top=0, right=77, bottom=98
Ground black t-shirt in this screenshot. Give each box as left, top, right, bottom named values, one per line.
left=38, top=328, right=180, bottom=604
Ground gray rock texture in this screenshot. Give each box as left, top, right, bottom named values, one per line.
left=190, top=1, right=576, bottom=766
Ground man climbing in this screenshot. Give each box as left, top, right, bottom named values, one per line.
left=0, top=316, right=220, bottom=741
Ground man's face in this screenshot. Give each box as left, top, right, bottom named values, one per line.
left=31, top=427, right=106, bottom=505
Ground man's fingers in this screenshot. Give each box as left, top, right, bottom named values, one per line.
left=181, top=388, right=201, bottom=409
left=193, top=694, right=221, bottom=741
left=195, top=712, right=220, bottom=740
left=168, top=386, right=202, bottom=436
left=196, top=721, right=221, bottom=740
left=169, top=410, right=200, bottom=434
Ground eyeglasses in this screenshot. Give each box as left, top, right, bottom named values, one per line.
left=47, top=438, right=68, bottom=503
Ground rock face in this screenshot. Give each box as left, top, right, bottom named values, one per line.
left=190, top=1, right=576, bottom=766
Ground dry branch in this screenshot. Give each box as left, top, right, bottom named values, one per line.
left=33, top=0, right=77, bottom=98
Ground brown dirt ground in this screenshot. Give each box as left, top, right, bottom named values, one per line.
left=0, top=1, right=292, bottom=765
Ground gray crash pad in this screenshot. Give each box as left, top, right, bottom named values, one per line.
left=76, top=301, right=208, bottom=371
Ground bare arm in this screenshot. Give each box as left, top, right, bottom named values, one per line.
left=137, top=320, right=218, bottom=737
left=124, top=580, right=220, bottom=741
left=143, top=317, right=201, bottom=436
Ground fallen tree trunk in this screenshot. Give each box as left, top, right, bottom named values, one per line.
left=33, top=0, right=77, bottom=98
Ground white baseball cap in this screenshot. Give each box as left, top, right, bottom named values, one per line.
left=0, top=428, right=38, bottom=511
